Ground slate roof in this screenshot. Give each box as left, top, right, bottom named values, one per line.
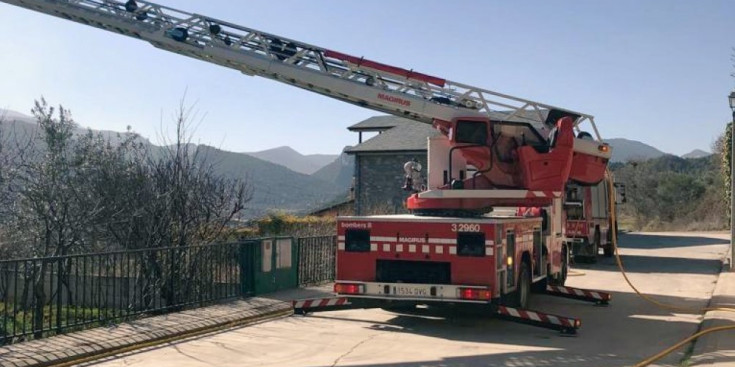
left=347, top=116, right=414, bottom=132
left=308, top=198, right=355, bottom=216
left=345, top=119, right=440, bottom=154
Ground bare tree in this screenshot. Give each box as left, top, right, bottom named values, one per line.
left=94, top=102, right=251, bottom=251
left=8, top=100, right=101, bottom=258
left=0, top=98, right=252, bottom=321
left=3, top=100, right=96, bottom=335
left=150, top=104, right=250, bottom=307
left=0, top=111, right=36, bottom=257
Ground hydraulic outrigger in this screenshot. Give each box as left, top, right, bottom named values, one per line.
left=293, top=284, right=611, bottom=335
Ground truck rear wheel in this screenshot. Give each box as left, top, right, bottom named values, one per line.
left=603, top=227, right=614, bottom=257
left=592, top=228, right=601, bottom=262
left=551, top=245, right=568, bottom=286
left=532, top=255, right=549, bottom=293
left=508, top=262, right=531, bottom=309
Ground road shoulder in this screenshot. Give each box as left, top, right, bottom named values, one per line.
left=688, top=264, right=735, bottom=366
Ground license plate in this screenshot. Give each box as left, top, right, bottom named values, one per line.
left=394, top=285, right=431, bottom=297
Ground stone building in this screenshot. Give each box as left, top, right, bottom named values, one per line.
left=308, top=198, right=355, bottom=217
left=345, top=116, right=439, bottom=215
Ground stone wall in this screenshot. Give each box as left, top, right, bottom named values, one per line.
left=354, top=152, right=427, bottom=215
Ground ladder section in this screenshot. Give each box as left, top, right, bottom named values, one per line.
left=1, top=0, right=599, bottom=136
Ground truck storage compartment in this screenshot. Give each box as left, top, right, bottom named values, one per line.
left=376, top=260, right=451, bottom=284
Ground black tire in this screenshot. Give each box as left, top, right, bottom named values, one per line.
left=551, top=245, right=569, bottom=286
left=590, top=228, right=600, bottom=263
left=604, top=246, right=614, bottom=257
left=603, top=227, right=614, bottom=257
left=532, top=262, right=549, bottom=293
left=510, top=262, right=532, bottom=309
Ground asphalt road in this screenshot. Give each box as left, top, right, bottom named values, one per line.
left=88, top=232, right=729, bottom=367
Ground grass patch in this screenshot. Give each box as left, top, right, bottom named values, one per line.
left=1, top=301, right=113, bottom=345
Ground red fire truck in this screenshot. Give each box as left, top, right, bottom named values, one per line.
left=564, top=178, right=626, bottom=262
left=3, top=0, right=614, bottom=333
left=565, top=180, right=614, bottom=261
left=331, top=116, right=611, bottom=315
left=563, top=133, right=625, bottom=262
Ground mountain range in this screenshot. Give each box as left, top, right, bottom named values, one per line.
left=1, top=109, right=711, bottom=216
left=245, top=146, right=337, bottom=175
left=0, top=109, right=346, bottom=218
left=605, top=138, right=666, bottom=162
left=681, top=149, right=711, bottom=159
left=604, top=138, right=711, bottom=162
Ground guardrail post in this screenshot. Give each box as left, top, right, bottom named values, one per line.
left=56, top=257, right=63, bottom=334
left=239, top=241, right=255, bottom=296
left=331, top=235, right=337, bottom=282
left=169, top=247, right=176, bottom=307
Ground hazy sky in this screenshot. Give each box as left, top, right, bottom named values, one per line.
left=1, top=1, right=733, bottom=155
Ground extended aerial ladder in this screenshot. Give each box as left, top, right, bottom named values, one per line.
left=3, top=0, right=619, bottom=336
left=0, top=0, right=612, bottom=215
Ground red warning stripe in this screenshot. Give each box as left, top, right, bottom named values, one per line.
left=497, top=305, right=579, bottom=328
left=546, top=285, right=611, bottom=301
left=292, top=297, right=349, bottom=309
left=325, top=50, right=446, bottom=87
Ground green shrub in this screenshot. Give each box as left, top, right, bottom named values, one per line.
left=235, top=212, right=336, bottom=238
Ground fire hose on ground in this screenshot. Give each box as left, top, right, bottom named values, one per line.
left=604, top=172, right=735, bottom=367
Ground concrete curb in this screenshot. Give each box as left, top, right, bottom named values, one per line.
left=0, top=298, right=293, bottom=367
left=687, top=258, right=735, bottom=366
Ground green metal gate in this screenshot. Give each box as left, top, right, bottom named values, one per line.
left=252, top=237, right=298, bottom=294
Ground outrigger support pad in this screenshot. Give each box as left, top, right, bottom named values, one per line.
left=495, top=305, right=581, bottom=335
left=545, top=285, right=612, bottom=306
left=292, top=297, right=352, bottom=315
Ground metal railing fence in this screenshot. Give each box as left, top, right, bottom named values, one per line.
left=297, top=236, right=336, bottom=286
left=0, top=235, right=337, bottom=346
left=0, top=241, right=253, bottom=345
